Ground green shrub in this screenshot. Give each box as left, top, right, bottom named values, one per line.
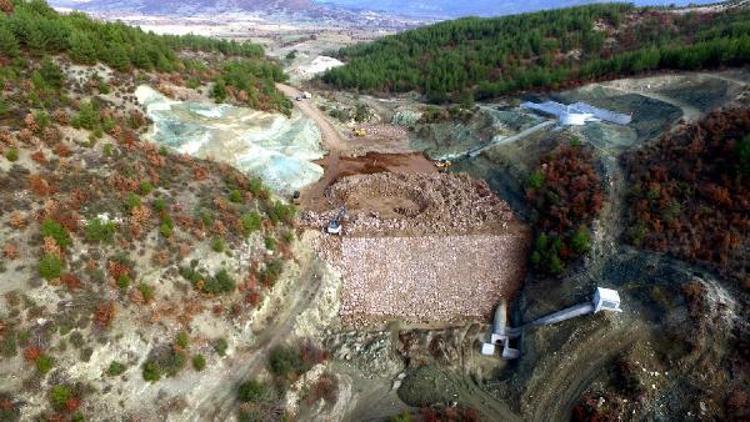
left=142, top=361, right=161, bottom=382
left=4, top=147, right=18, bottom=162
left=49, top=385, right=72, bottom=410
left=42, top=219, right=72, bottom=248
left=117, top=274, right=131, bottom=290
left=71, top=101, right=99, bottom=131
left=34, top=111, right=51, bottom=131
left=159, top=222, right=173, bottom=238
left=203, top=269, right=235, bottom=295
left=390, top=411, right=414, bottom=422
left=1, top=330, right=17, bottom=357
left=125, top=192, right=141, bottom=211
left=264, top=236, right=276, bottom=251
left=528, top=170, right=545, bottom=189
left=570, top=226, right=592, bottom=254
left=192, top=354, right=206, bottom=371
left=38, top=254, right=63, bottom=280
left=199, top=209, right=213, bottom=226
left=107, top=361, right=127, bottom=376
left=103, top=144, right=113, bottom=157
left=179, top=265, right=203, bottom=285
left=163, top=350, right=187, bottom=377
left=258, top=259, right=283, bottom=287
left=84, top=217, right=116, bottom=243
left=530, top=233, right=566, bottom=275
left=213, top=338, right=228, bottom=356
left=35, top=354, right=54, bottom=374
left=238, top=379, right=269, bottom=403
left=40, top=59, right=64, bottom=90
left=139, top=181, right=154, bottom=195
left=267, top=202, right=296, bottom=225
left=98, top=80, right=110, bottom=95
left=267, top=345, right=305, bottom=378
left=241, top=212, right=262, bottom=234
left=160, top=214, right=174, bottom=238
left=248, top=178, right=265, bottom=197
left=211, top=237, right=225, bottom=253
left=176, top=331, right=189, bottom=349
left=228, top=189, right=243, bottom=203
left=153, top=198, right=167, bottom=212
left=137, top=283, right=155, bottom=302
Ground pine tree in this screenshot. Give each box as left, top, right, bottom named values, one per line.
left=106, top=43, right=130, bottom=72
left=69, top=32, right=98, bottom=65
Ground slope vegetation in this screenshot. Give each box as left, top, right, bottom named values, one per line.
left=0, top=1, right=301, bottom=419
left=623, top=107, right=750, bottom=287
left=323, top=3, right=750, bottom=102
left=0, top=0, right=291, bottom=114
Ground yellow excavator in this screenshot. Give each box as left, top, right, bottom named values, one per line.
left=434, top=159, right=453, bottom=172
left=352, top=128, right=367, bottom=137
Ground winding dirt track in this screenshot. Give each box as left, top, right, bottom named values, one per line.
left=195, top=255, right=325, bottom=420
left=276, top=83, right=345, bottom=209
left=276, top=84, right=349, bottom=152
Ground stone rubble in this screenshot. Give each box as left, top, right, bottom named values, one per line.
left=300, top=172, right=519, bottom=237
left=302, top=172, right=530, bottom=327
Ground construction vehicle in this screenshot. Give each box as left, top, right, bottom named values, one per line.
left=434, top=159, right=453, bottom=172
left=326, top=207, right=346, bottom=235
left=352, top=128, right=367, bottom=137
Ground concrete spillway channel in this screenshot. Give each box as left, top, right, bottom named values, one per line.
left=444, top=120, right=556, bottom=162
left=529, top=303, right=595, bottom=326
left=466, top=120, right=555, bottom=158
left=482, top=287, right=623, bottom=359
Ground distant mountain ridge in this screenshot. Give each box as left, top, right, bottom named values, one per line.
left=51, top=0, right=319, bottom=15
left=50, top=0, right=722, bottom=18
left=317, top=0, right=721, bottom=18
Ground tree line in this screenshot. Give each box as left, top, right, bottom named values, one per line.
left=322, top=3, right=750, bottom=103
left=0, top=0, right=290, bottom=113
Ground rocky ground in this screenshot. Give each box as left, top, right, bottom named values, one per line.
left=300, top=172, right=525, bottom=237
left=297, top=172, right=530, bottom=328
left=337, top=234, right=528, bottom=327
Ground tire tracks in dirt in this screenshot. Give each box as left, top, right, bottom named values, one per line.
left=522, top=319, right=642, bottom=421
left=194, top=255, right=325, bottom=420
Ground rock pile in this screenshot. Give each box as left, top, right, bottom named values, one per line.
left=300, top=172, right=519, bottom=237
left=303, top=172, right=530, bottom=327
left=337, top=234, right=528, bottom=327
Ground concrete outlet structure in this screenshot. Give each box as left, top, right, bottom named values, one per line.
left=482, top=287, right=623, bottom=359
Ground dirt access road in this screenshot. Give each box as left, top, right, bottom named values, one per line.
left=276, top=83, right=436, bottom=211
left=277, top=83, right=347, bottom=210
left=194, top=249, right=326, bottom=420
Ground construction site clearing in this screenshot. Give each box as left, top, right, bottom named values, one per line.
left=301, top=172, right=531, bottom=327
